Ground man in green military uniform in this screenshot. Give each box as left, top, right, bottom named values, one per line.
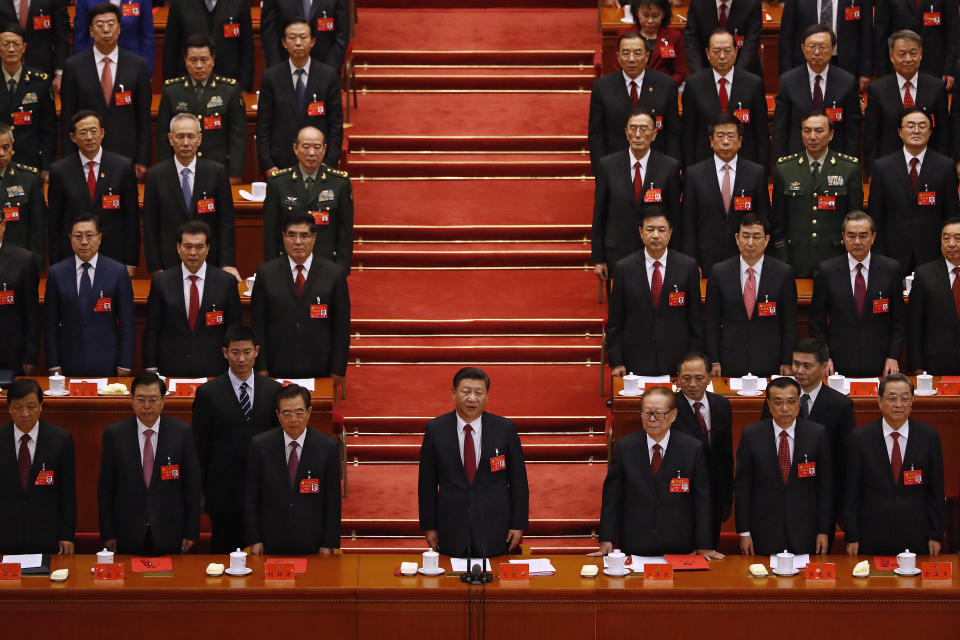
left=263, top=126, right=353, bottom=272
left=772, top=111, right=863, bottom=278
left=0, top=123, right=44, bottom=268
left=156, top=34, right=246, bottom=183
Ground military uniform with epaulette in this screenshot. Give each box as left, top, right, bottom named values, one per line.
left=0, top=162, right=45, bottom=268
left=0, top=66, right=55, bottom=173
left=262, top=165, right=353, bottom=272
left=771, top=150, right=864, bottom=278
left=156, top=74, right=247, bottom=180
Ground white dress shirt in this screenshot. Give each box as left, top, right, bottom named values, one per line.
left=773, top=420, right=797, bottom=461
left=13, top=421, right=39, bottom=463
left=807, top=64, right=830, bottom=98
left=713, top=68, right=734, bottom=96
left=947, top=258, right=960, bottom=286
left=881, top=419, right=909, bottom=461
left=79, top=147, right=104, bottom=182
left=903, top=146, right=927, bottom=178
left=228, top=368, right=256, bottom=405
left=816, top=0, right=838, bottom=34
left=684, top=393, right=712, bottom=434
left=800, top=382, right=822, bottom=414
left=289, top=253, right=313, bottom=282
left=137, top=417, right=160, bottom=464
left=714, top=154, right=738, bottom=192
left=283, top=428, right=308, bottom=465
left=623, top=69, right=645, bottom=95
left=456, top=412, right=482, bottom=468
left=739, top=254, right=764, bottom=292
left=94, top=46, right=120, bottom=84
left=290, top=58, right=312, bottom=89
left=181, top=261, right=207, bottom=316
left=897, top=72, right=920, bottom=104
left=629, top=148, right=650, bottom=185
left=646, top=430, right=670, bottom=462
left=174, top=156, right=198, bottom=196
left=848, top=251, right=871, bottom=292
left=74, top=252, right=100, bottom=293
left=644, top=248, right=667, bottom=290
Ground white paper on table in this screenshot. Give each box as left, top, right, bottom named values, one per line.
left=1, top=554, right=42, bottom=568
left=509, top=558, right=557, bottom=575
left=769, top=554, right=810, bottom=570
left=69, top=378, right=108, bottom=390
left=729, top=377, right=768, bottom=391
left=842, top=377, right=880, bottom=394
left=451, top=558, right=492, bottom=572
left=275, top=378, right=316, bottom=391
left=167, top=378, right=208, bottom=392
left=602, top=555, right=667, bottom=572
left=637, top=375, right=671, bottom=385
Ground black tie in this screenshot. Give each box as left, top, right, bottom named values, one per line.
left=80, top=262, right=94, bottom=309
left=238, top=382, right=252, bottom=422
left=7, top=78, right=15, bottom=94
left=800, top=394, right=810, bottom=419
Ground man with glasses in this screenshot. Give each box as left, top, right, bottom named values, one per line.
left=0, top=0, right=69, bottom=85
left=595, top=386, right=722, bottom=559
left=845, top=373, right=945, bottom=555
left=98, top=373, right=201, bottom=555
left=44, top=213, right=134, bottom=377
left=907, top=217, right=960, bottom=374
left=735, top=376, right=834, bottom=556
left=262, top=126, right=352, bottom=271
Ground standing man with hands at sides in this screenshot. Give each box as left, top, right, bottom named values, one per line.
left=683, top=0, right=764, bottom=79
left=907, top=218, right=960, bottom=375
left=845, top=374, right=945, bottom=556
left=0, top=208, right=40, bottom=376
left=418, top=368, right=529, bottom=558
left=0, top=124, right=45, bottom=269
left=260, top=0, right=349, bottom=72
left=594, top=386, right=723, bottom=560
left=736, top=377, right=834, bottom=556
left=98, top=374, right=202, bottom=555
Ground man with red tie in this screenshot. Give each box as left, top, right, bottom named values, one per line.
left=907, top=218, right=960, bottom=374
left=418, top=368, right=529, bottom=558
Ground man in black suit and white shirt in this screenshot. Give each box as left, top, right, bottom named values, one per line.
left=684, top=0, right=763, bottom=79
left=0, top=214, right=39, bottom=375
left=0, top=379, right=76, bottom=555
left=588, top=32, right=681, bottom=173
left=193, top=324, right=282, bottom=553
left=736, top=376, right=834, bottom=555
left=705, top=214, right=798, bottom=377
left=845, top=374, right=945, bottom=555
left=261, top=0, right=348, bottom=72
left=682, top=28, right=768, bottom=170
left=607, top=207, right=703, bottom=376
left=907, top=218, right=960, bottom=374
left=97, top=373, right=202, bottom=555
left=0, top=0, right=70, bottom=84
left=810, top=210, right=906, bottom=377
left=875, top=0, right=958, bottom=84
left=143, top=220, right=242, bottom=378
left=246, top=383, right=340, bottom=555
left=418, top=367, right=529, bottom=558
left=683, top=113, right=770, bottom=277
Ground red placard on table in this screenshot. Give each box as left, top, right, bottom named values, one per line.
left=131, top=557, right=173, bottom=573
left=848, top=382, right=877, bottom=396
left=937, top=382, right=960, bottom=395
left=265, top=561, right=296, bottom=580
left=921, top=562, right=952, bottom=580
left=874, top=557, right=899, bottom=571
left=0, top=563, right=21, bottom=579
left=663, top=554, right=709, bottom=571
left=174, top=383, right=201, bottom=397
left=270, top=558, right=308, bottom=573
left=643, top=564, right=674, bottom=580
left=68, top=382, right=98, bottom=396
left=94, top=564, right=124, bottom=580
left=805, top=563, right=836, bottom=580
left=500, top=564, right=529, bottom=580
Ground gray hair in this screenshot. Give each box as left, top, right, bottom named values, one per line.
left=169, top=112, right=201, bottom=133
left=888, top=29, right=922, bottom=50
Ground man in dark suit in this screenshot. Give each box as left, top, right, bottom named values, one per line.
left=607, top=208, right=703, bottom=376
left=162, top=0, right=254, bottom=91
left=588, top=32, right=681, bottom=173
left=875, top=0, right=958, bottom=83
left=0, top=0, right=70, bottom=81
left=672, top=353, right=734, bottom=549
left=773, top=26, right=861, bottom=159
left=684, top=0, right=763, bottom=79
left=0, top=124, right=44, bottom=268
left=193, top=324, right=282, bottom=553
left=736, top=376, right=834, bottom=556
left=592, top=107, right=682, bottom=286
left=864, top=30, right=950, bottom=173
left=143, top=113, right=238, bottom=278
left=0, top=24, right=55, bottom=179
left=246, top=383, right=340, bottom=555
left=681, top=28, right=768, bottom=170
left=98, top=373, right=202, bottom=555
left=59, top=3, right=151, bottom=180
left=73, top=0, right=155, bottom=72
left=261, top=0, right=348, bottom=72
left=0, top=214, right=38, bottom=375
left=705, top=214, right=798, bottom=377
left=595, top=386, right=722, bottom=558
left=44, top=214, right=134, bottom=377
left=683, top=113, right=770, bottom=276
left=810, top=210, right=906, bottom=376
left=257, top=19, right=343, bottom=173
left=907, top=218, right=960, bottom=374
left=47, top=111, right=139, bottom=273
left=418, top=367, right=529, bottom=557
left=251, top=212, right=350, bottom=381
left=845, top=374, right=945, bottom=555
left=779, top=0, right=873, bottom=89
left=0, top=379, right=76, bottom=554
left=869, top=108, right=958, bottom=275
left=143, top=221, right=242, bottom=378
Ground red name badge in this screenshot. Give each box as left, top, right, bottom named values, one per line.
left=265, top=561, right=296, bottom=580
left=654, top=115, right=663, bottom=130
left=114, top=90, right=132, bottom=106
left=311, top=211, right=330, bottom=225
left=121, top=3, right=140, bottom=16
left=500, top=563, right=529, bottom=580
left=918, top=191, right=936, bottom=206
left=490, top=454, right=506, bottom=472
left=826, top=107, right=844, bottom=122
left=35, top=470, right=54, bottom=485
left=903, top=469, right=923, bottom=485
left=174, top=383, right=200, bottom=397
left=643, top=189, right=662, bottom=203
left=938, top=382, right=960, bottom=395
left=644, top=564, right=674, bottom=580
left=94, top=297, right=112, bottom=312
left=733, top=108, right=750, bottom=123
left=659, top=45, right=676, bottom=58
left=223, top=22, right=240, bottom=37
left=923, top=11, right=941, bottom=25
left=310, top=304, right=328, bottom=319
left=2, top=206, right=17, bottom=221
left=0, top=563, right=21, bottom=579
left=300, top=478, right=319, bottom=493
left=845, top=6, right=861, bottom=19
left=203, top=115, right=222, bottom=130
left=735, top=35, right=744, bottom=48
left=101, top=195, right=120, bottom=209
left=817, top=195, right=836, bottom=209
left=734, top=196, right=752, bottom=211
left=921, top=562, right=952, bottom=580
left=160, top=464, right=179, bottom=480
left=798, top=461, right=816, bottom=478
left=669, top=477, right=690, bottom=493
left=873, top=298, right=889, bottom=314
left=758, top=301, right=776, bottom=316
left=0, top=291, right=13, bottom=305
left=805, top=563, right=836, bottom=580
left=205, top=310, right=223, bottom=326
left=668, top=291, right=685, bottom=306
left=69, top=382, right=97, bottom=396
left=197, top=198, right=215, bottom=213
left=307, top=101, right=325, bottom=116
left=317, top=17, right=334, bottom=31
left=12, top=110, right=30, bottom=125
left=32, top=15, right=50, bottom=29
left=94, top=564, right=124, bottom=580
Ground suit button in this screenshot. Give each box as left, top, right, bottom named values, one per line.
left=812, top=219, right=817, bottom=224
left=811, top=233, right=817, bottom=238
left=812, top=205, right=817, bottom=210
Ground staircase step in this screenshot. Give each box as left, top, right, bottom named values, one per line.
left=346, top=433, right=607, bottom=462
left=356, top=72, right=594, bottom=91
left=353, top=50, right=596, bottom=66
left=355, top=224, right=590, bottom=242
left=350, top=341, right=601, bottom=364
left=350, top=135, right=587, bottom=153
left=351, top=318, right=603, bottom=334
left=343, top=415, right=607, bottom=435
left=348, top=157, right=591, bottom=178
left=353, top=240, right=590, bottom=267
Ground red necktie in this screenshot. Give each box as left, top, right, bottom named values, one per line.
left=288, top=441, right=299, bottom=488
left=909, top=157, right=919, bottom=192
left=778, top=430, right=791, bottom=484
left=629, top=80, right=638, bottom=108
left=87, top=161, right=97, bottom=199
left=952, top=267, right=960, bottom=317
left=890, top=431, right=902, bottom=482
left=743, top=267, right=757, bottom=318
left=693, top=401, right=709, bottom=441
left=718, top=1, right=728, bottom=26
left=18, top=433, right=30, bottom=489
left=718, top=77, right=729, bottom=112
left=633, top=161, right=642, bottom=204
left=650, top=260, right=662, bottom=305
left=721, top=164, right=732, bottom=212
left=903, top=81, right=914, bottom=108
left=187, top=274, right=200, bottom=330
left=101, top=56, right=113, bottom=106
left=813, top=74, right=824, bottom=109
left=463, top=424, right=477, bottom=484
left=143, top=428, right=155, bottom=488
left=650, top=443, right=662, bottom=475
left=295, top=264, right=305, bottom=296
left=854, top=263, right=866, bottom=318
left=18, top=0, right=27, bottom=27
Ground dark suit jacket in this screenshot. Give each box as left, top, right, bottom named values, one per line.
left=59, top=48, right=152, bottom=166
left=868, top=148, right=958, bottom=271
left=142, top=158, right=236, bottom=272
left=591, top=149, right=682, bottom=266
left=772, top=64, right=861, bottom=159
left=607, top=249, right=703, bottom=375
left=735, top=418, right=834, bottom=555
left=600, top=428, right=712, bottom=554
left=0, top=0, right=70, bottom=74
left=0, top=421, right=76, bottom=554
left=0, top=66, right=56, bottom=171
left=143, top=263, right=242, bottom=376
left=192, top=372, right=282, bottom=515
left=0, top=242, right=39, bottom=371
left=844, top=419, right=946, bottom=554
left=705, top=255, right=799, bottom=376
left=684, top=0, right=764, bottom=77
left=97, top=415, right=201, bottom=554
left=47, top=150, right=139, bottom=266
left=646, top=27, right=688, bottom=85
left=162, top=0, right=254, bottom=90
left=810, top=252, right=906, bottom=376
left=0, top=164, right=46, bottom=268
left=682, top=156, right=770, bottom=276
left=251, top=255, right=350, bottom=377
left=256, top=59, right=343, bottom=170
left=907, top=258, right=960, bottom=374
left=74, top=0, right=155, bottom=71
left=779, top=0, right=874, bottom=78
left=43, top=253, right=135, bottom=375
left=681, top=68, right=769, bottom=169
left=587, top=68, right=681, bottom=173
left=244, top=426, right=340, bottom=553
left=875, top=0, right=959, bottom=79
left=864, top=73, right=950, bottom=172
left=418, top=411, right=529, bottom=557
left=260, top=0, right=349, bottom=71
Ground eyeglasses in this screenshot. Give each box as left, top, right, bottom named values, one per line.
left=279, top=409, right=308, bottom=418
left=627, top=125, right=654, bottom=134
left=71, top=232, right=100, bottom=241
left=881, top=394, right=913, bottom=404
left=640, top=410, right=672, bottom=421
left=769, top=398, right=798, bottom=408
left=902, top=122, right=930, bottom=131
left=803, top=43, right=832, bottom=52
left=133, top=397, right=162, bottom=406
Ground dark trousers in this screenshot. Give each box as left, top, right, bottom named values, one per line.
left=210, top=509, right=246, bottom=554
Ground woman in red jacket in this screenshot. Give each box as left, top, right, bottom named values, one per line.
left=631, top=0, right=689, bottom=86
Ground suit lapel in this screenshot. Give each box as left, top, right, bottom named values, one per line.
left=894, top=152, right=915, bottom=195
left=166, top=161, right=191, bottom=217
left=871, top=425, right=897, bottom=490
left=726, top=260, right=751, bottom=320
left=124, top=418, right=148, bottom=489
left=658, top=254, right=681, bottom=309
left=442, top=412, right=471, bottom=485
left=764, top=421, right=785, bottom=482
left=0, top=242, right=11, bottom=277
left=754, top=260, right=774, bottom=311
left=916, top=152, right=936, bottom=194
left=631, top=254, right=654, bottom=307
left=83, top=51, right=108, bottom=111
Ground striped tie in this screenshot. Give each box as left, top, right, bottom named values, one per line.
left=239, top=382, right=252, bottom=422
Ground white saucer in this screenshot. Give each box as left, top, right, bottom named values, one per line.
left=914, top=389, right=937, bottom=396
left=894, top=567, right=921, bottom=576
left=603, top=567, right=631, bottom=577
left=238, top=190, right=265, bottom=202
left=418, top=567, right=445, bottom=576
left=43, top=389, right=69, bottom=396
left=737, top=390, right=764, bottom=397
left=243, top=290, right=251, bottom=297
left=618, top=389, right=642, bottom=397
left=772, top=568, right=799, bottom=576
left=225, top=567, right=252, bottom=576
